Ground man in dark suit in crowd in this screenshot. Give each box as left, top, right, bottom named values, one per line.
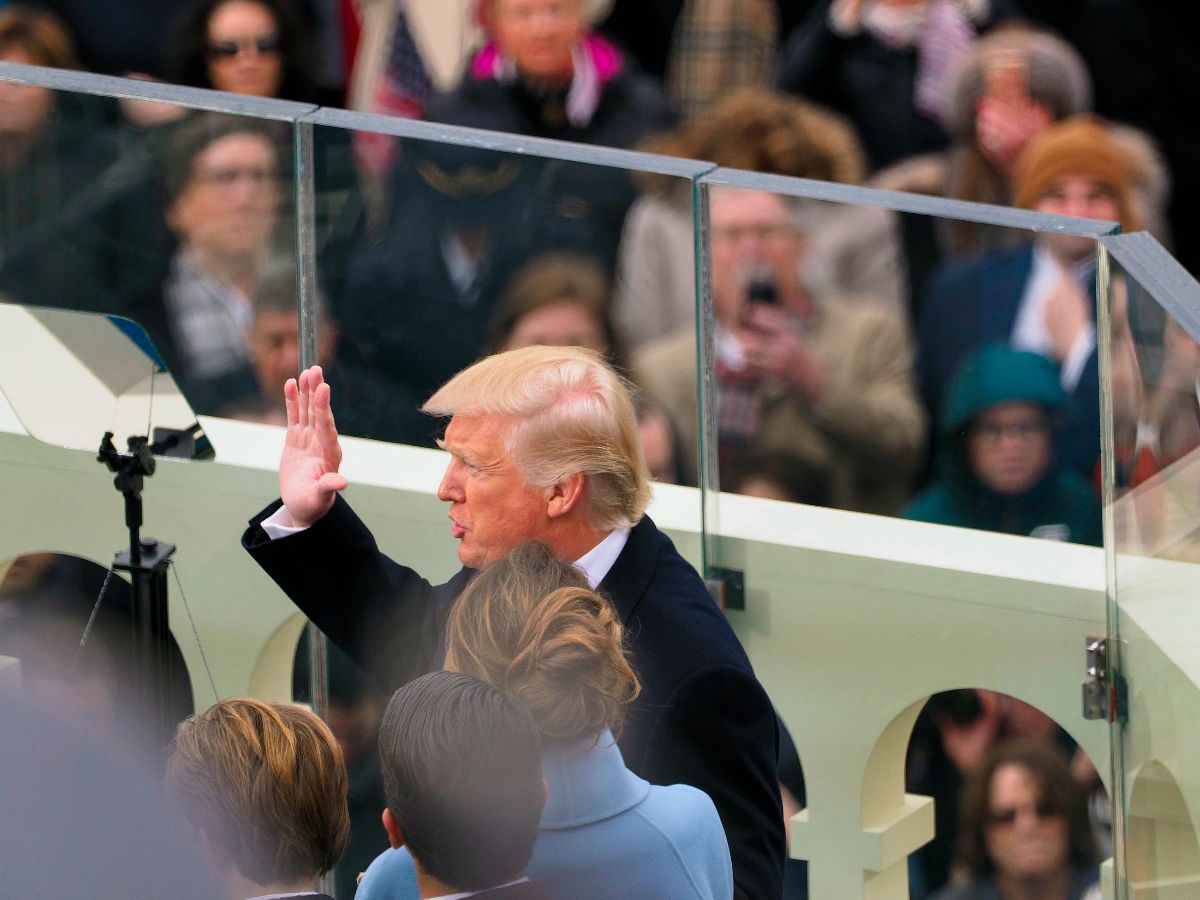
left=378, top=671, right=552, bottom=900
left=242, top=345, right=784, bottom=899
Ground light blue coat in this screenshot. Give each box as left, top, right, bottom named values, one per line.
left=356, top=729, right=733, bottom=900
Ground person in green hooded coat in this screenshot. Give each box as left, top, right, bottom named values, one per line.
left=906, top=345, right=1101, bottom=545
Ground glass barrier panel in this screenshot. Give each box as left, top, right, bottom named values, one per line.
left=0, top=62, right=313, bottom=430
left=690, top=168, right=1119, bottom=898
left=691, top=171, right=1118, bottom=540
left=1102, top=234, right=1200, bottom=898
left=289, top=109, right=712, bottom=481
left=295, top=108, right=714, bottom=898
left=0, top=71, right=338, bottom=886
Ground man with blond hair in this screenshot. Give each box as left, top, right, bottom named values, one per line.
left=165, top=697, right=349, bottom=900
left=243, top=346, right=784, bottom=900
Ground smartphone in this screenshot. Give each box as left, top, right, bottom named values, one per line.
left=747, top=278, right=778, bottom=307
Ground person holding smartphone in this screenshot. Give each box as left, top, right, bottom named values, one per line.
left=634, top=186, right=925, bottom=515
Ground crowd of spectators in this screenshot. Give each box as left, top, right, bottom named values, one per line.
left=1, top=0, right=1189, bottom=547
left=0, top=1, right=1191, bottom=897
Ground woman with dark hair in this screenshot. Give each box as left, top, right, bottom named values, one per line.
left=167, top=0, right=314, bottom=101
left=933, top=738, right=1100, bottom=900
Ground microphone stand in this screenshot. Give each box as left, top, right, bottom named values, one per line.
left=97, top=431, right=176, bottom=750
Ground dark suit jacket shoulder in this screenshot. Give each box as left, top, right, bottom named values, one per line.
left=244, top=496, right=471, bottom=690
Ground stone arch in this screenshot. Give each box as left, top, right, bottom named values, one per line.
left=249, top=611, right=308, bottom=701
left=1126, top=759, right=1200, bottom=894
left=861, top=684, right=1109, bottom=898
left=0, top=549, right=195, bottom=720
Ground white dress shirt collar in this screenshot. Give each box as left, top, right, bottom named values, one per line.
left=573, top=527, right=630, bottom=588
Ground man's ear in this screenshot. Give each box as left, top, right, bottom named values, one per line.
left=546, top=472, right=586, bottom=519
left=382, top=807, right=406, bottom=850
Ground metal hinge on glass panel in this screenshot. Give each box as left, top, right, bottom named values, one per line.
left=705, top=567, right=745, bottom=612
left=1082, top=636, right=1127, bottom=723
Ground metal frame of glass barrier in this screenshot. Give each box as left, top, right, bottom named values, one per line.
left=1099, top=232, right=1200, bottom=900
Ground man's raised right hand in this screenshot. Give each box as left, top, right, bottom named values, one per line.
left=279, top=366, right=348, bottom=528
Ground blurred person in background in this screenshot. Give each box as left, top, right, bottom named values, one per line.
left=775, top=0, right=1017, bottom=173
left=423, top=0, right=673, bottom=272
left=613, top=88, right=903, bottom=353
left=333, top=142, right=547, bottom=447
left=931, top=738, right=1100, bottom=900
left=169, top=0, right=315, bottom=101
left=358, top=542, right=733, bottom=900
left=635, top=186, right=924, bottom=514
left=166, top=0, right=363, bottom=302
left=917, top=115, right=1152, bottom=479
left=723, top=448, right=831, bottom=507
left=220, top=256, right=336, bottom=426
left=428, top=0, right=669, bottom=148
left=0, top=6, right=121, bottom=304
left=906, top=345, right=1100, bottom=544
left=486, top=250, right=623, bottom=363
left=635, top=394, right=683, bottom=485
left=161, top=113, right=284, bottom=412
left=166, top=697, right=350, bottom=900
left=0, top=551, right=194, bottom=746
left=221, top=256, right=429, bottom=441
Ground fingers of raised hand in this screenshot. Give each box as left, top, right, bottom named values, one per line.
left=284, top=377, right=300, bottom=427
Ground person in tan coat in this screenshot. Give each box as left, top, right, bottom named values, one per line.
left=633, top=186, right=924, bottom=514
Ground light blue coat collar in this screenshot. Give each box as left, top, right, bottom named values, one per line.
left=538, top=729, right=650, bottom=829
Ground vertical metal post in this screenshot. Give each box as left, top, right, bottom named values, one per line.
left=1095, top=241, right=1128, bottom=899
left=294, top=115, right=333, bottom=898
left=694, top=181, right=720, bottom=575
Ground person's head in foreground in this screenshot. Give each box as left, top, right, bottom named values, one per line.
left=165, top=697, right=349, bottom=900
left=423, top=345, right=651, bottom=570
left=445, top=540, right=640, bottom=742
left=956, top=738, right=1097, bottom=896
left=378, top=670, right=547, bottom=898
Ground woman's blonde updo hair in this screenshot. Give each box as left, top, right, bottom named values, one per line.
left=444, top=542, right=640, bottom=742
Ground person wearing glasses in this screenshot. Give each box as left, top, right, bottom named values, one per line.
left=931, top=738, right=1100, bottom=900
left=160, top=112, right=283, bottom=412
left=906, top=344, right=1100, bottom=545
left=168, top=0, right=315, bottom=102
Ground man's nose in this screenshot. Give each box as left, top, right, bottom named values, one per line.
left=436, top=465, right=461, bottom=502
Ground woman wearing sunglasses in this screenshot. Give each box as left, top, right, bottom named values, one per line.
left=933, top=738, right=1101, bottom=900
left=169, top=0, right=314, bottom=101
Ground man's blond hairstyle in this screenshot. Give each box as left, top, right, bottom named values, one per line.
left=423, top=346, right=651, bottom=530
